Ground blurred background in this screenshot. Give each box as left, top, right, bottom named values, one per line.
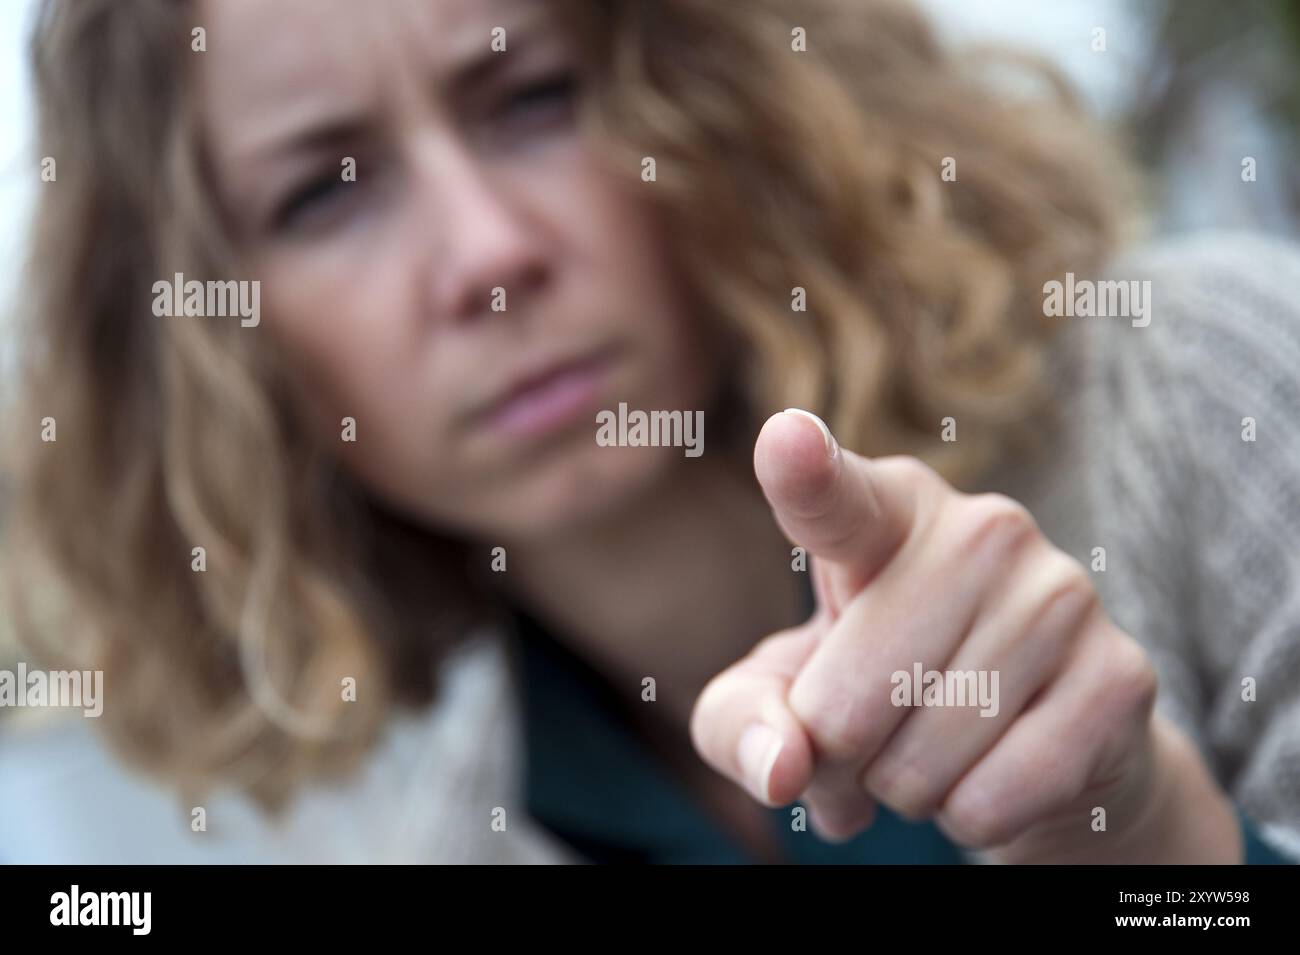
left=0, top=0, right=1298, bottom=858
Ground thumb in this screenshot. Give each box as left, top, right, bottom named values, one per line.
left=689, top=626, right=818, bottom=807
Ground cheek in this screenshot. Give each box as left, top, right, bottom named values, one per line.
left=258, top=253, right=445, bottom=487
left=267, top=274, right=395, bottom=413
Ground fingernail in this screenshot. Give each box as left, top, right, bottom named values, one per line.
left=783, top=408, right=838, bottom=459
left=737, top=723, right=784, bottom=804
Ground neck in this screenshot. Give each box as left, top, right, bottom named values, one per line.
left=499, top=456, right=805, bottom=730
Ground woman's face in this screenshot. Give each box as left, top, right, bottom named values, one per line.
left=197, top=0, right=713, bottom=542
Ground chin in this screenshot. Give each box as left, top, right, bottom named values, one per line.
left=464, top=442, right=680, bottom=543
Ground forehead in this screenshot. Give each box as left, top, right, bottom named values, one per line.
left=196, top=0, right=558, bottom=124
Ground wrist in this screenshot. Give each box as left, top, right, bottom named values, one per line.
left=1119, top=715, right=1241, bottom=863
left=992, top=715, right=1240, bottom=863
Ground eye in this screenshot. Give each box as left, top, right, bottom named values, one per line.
left=495, top=71, right=579, bottom=132
left=274, top=171, right=358, bottom=231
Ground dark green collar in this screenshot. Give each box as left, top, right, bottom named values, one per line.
left=510, top=601, right=966, bottom=865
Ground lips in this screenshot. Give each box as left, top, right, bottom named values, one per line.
left=470, top=345, right=619, bottom=441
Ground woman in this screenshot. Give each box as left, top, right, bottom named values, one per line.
left=2, top=0, right=1297, bottom=864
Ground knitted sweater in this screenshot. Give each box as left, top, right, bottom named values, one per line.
left=978, top=230, right=1300, bottom=861
left=0, top=230, right=1296, bottom=863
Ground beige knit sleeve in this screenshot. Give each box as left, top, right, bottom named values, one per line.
left=1080, top=230, right=1300, bottom=860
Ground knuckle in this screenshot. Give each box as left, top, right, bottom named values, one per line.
left=940, top=791, right=1014, bottom=849
left=789, top=689, right=875, bottom=761
left=864, top=757, right=943, bottom=821
left=876, top=456, right=948, bottom=543
left=994, top=549, right=1098, bottom=662
left=1038, top=550, right=1099, bottom=620
left=877, top=454, right=941, bottom=491
left=954, top=493, right=1038, bottom=554
left=1082, top=634, right=1158, bottom=728
left=1108, top=637, right=1159, bottom=715
left=941, top=760, right=1089, bottom=850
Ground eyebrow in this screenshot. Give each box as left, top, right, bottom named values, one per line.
left=448, top=37, right=522, bottom=99
left=249, top=14, right=563, bottom=164
left=447, top=13, right=571, bottom=101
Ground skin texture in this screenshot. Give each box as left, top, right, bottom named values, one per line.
left=197, top=0, right=1243, bottom=861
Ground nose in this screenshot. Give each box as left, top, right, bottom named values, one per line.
left=412, top=136, right=550, bottom=325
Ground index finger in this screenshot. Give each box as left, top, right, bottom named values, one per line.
left=754, top=409, right=920, bottom=602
